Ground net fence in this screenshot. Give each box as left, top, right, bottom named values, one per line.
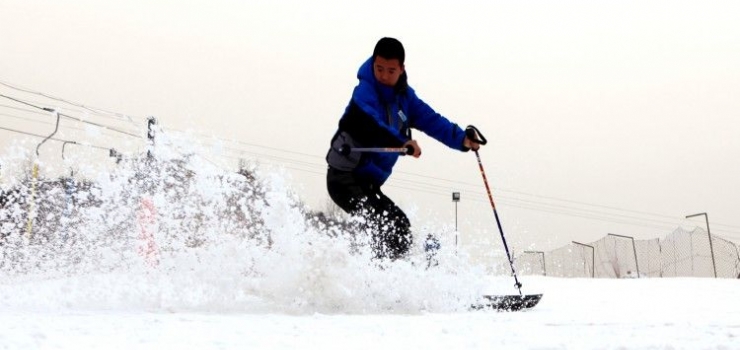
left=515, top=227, right=740, bottom=278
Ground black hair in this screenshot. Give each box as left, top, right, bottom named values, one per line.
left=373, top=37, right=405, bottom=65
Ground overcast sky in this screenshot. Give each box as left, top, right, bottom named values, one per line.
left=2, top=0, right=739, bottom=251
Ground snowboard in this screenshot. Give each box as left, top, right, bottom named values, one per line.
left=472, top=294, right=543, bottom=311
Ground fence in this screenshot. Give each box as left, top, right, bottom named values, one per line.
left=516, top=227, right=740, bottom=278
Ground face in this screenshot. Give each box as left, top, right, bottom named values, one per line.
left=373, top=56, right=404, bottom=87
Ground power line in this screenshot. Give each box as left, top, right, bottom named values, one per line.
left=208, top=142, right=738, bottom=232
left=165, top=126, right=323, bottom=160
left=0, top=79, right=141, bottom=124
left=0, top=125, right=110, bottom=152
left=183, top=128, right=721, bottom=228
left=0, top=103, right=49, bottom=116
left=390, top=169, right=703, bottom=224
left=178, top=130, right=740, bottom=235
left=0, top=112, right=89, bottom=134
left=198, top=148, right=740, bottom=237
left=0, top=93, right=142, bottom=139
left=58, top=112, right=141, bottom=138
left=211, top=148, right=734, bottom=238
left=0, top=125, right=51, bottom=139
left=0, top=93, right=54, bottom=112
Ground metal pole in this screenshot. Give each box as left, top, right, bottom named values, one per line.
left=147, top=116, right=157, bottom=159
left=735, top=244, right=740, bottom=279
left=542, top=251, right=547, bottom=276
left=704, top=214, right=717, bottom=278
left=608, top=233, right=640, bottom=278
left=686, top=213, right=717, bottom=278
left=452, top=192, right=460, bottom=252
left=573, top=241, right=595, bottom=278
left=25, top=163, right=39, bottom=241
left=455, top=201, right=458, bottom=248
left=36, top=110, right=60, bottom=156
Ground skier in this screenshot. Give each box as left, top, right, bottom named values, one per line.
left=325, top=37, right=483, bottom=260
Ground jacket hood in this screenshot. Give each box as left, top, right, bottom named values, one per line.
left=357, top=57, right=408, bottom=94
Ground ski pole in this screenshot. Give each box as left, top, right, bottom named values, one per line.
left=466, top=125, right=523, bottom=295
left=339, top=145, right=414, bottom=155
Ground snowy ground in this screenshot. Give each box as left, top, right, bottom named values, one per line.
left=1, top=276, right=738, bottom=349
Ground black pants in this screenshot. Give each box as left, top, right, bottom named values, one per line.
left=326, top=167, right=412, bottom=260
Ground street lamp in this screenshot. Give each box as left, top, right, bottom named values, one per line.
left=452, top=192, right=460, bottom=251
left=686, top=212, right=717, bottom=278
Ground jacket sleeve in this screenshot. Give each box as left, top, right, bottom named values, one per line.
left=340, top=81, right=408, bottom=147
left=407, top=88, right=468, bottom=151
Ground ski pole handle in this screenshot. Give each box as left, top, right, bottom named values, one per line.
left=404, top=145, right=414, bottom=156
left=465, top=125, right=487, bottom=145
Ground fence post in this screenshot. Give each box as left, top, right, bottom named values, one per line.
left=25, top=162, right=39, bottom=241
left=608, top=233, right=640, bottom=278
left=524, top=250, right=547, bottom=276
left=736, top=243, right=740, bottom=279
left=573, top=241, right=595, bottom=278
left=686, top=213, right=717, bottom=278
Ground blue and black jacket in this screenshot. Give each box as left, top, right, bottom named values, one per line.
left=327, top=57, right=469, bottom=186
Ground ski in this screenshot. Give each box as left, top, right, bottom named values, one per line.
left=472, top=294, right=543, bottom=311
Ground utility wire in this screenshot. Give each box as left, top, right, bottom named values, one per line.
left=206, top=147, right=740, bottom=237
left=0, top=125, right=110, bottom=152
left=0, top=93, right=142, bottom=139
left=187, top=129, right=730, bottom=229
left=1, top=125, right=51, bottom=139
left=0, top=103, right=49, bottom=116
left=1, top=112, right=87, bottom=134
left=189, top=133, right=740, bottom=235
left=208, top=140, right=740, bottom=232
left=0, top=93, right=54, bottom=112
left=165, top=126, right=322, bottom=160
left=205, top=148, right=737, bottom=235
left=183, top=131, right=637, bottom=220
left=0, top=80, right=141, bottom=124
